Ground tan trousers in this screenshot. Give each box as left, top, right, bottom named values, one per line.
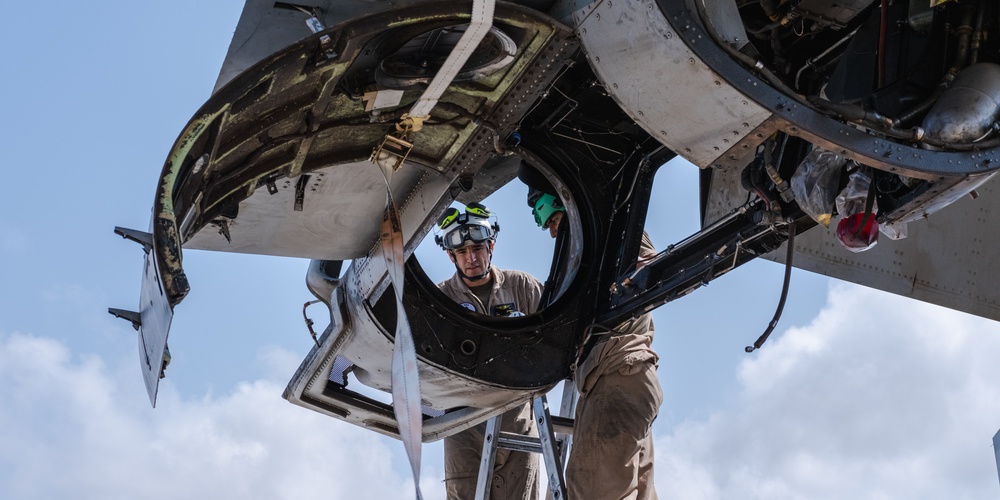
left=566, top=360, right=662, bottom=500
left=444, top=403, right=539, bottom=499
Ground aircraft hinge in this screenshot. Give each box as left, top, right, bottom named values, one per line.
left=113, top=226, right=153, bottom=252
left=107, top=308, right=142, bottom=331
left=265, top=176, right=278, bottom=195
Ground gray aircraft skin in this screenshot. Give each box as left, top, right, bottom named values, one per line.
left=112, top=0, right=1000, bottom=442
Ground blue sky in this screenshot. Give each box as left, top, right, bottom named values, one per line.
left=2, top=2, right=1000, bottom=499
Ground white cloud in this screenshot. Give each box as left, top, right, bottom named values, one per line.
left=0, top=331, right=445, bottom=500
left=7, top=281, right=1000, bottom=500
left=655, top=282, right=1000, bottom=499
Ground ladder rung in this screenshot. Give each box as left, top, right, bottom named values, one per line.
left=494, top=414, right=574, bottom=454
left=496, top=431, right=545, bottom=454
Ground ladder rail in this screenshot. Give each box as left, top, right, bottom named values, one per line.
left=474, top=380, right=578, bottom=500
left=554, top=379, right=578, bottom=477
left=533, top=396, right=568, bottom=499
left=475, top=414, right=503, bottom=498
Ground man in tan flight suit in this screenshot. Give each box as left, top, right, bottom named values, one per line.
left=435, top=202, right=543, bottom=500
left=529, top=188, right=663, bottom=500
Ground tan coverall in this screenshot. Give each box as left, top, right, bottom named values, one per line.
left=566, top=235, right=663, bottom=500
left=438, top=267, right=544, bottom=500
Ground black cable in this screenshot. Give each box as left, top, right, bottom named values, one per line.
left=746, top=222, right=796, bottom=352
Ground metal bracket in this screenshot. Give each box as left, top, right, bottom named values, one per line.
left=318, top=34, right=338, bottom=59
left=107, top=308, right=142, bottom=331
left=113, top=227, right=153, bottom=252
left=370, top=134, right=413, bottom=173
left=212, top=218, right=232, bottom=243
left=272, top=2, right=336, bottom=58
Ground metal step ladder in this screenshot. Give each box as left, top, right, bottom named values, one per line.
left=474, top=380, right=579, bottom=500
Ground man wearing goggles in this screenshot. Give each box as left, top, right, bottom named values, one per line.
left=520, top=164, right=663, bottom=500
left=435, top=203, right=502, bottom=283
left=434, top=202, right=544, bottom=500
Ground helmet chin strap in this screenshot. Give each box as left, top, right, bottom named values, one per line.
left=449, top=243, right=494, bottom=282
left=455, top=262, right=491, bottom=282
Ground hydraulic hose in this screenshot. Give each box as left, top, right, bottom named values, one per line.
left=745, top=222, right=796, bottom=352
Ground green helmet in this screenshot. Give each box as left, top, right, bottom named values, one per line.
left=529, top=190, right=565, bottom=228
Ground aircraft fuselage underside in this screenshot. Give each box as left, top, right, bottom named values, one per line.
left=117, top=0, right=1000, bottom=439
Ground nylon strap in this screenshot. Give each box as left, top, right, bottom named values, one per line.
left=381, top=185, right=424, bottom=500
left=408, top=0, right=495, bottom=119
left=379, top=2, right=496, bottom=492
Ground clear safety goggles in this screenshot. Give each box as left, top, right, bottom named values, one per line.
left=440, top=223, right=495, bottom=249
left=436, top=203, right=497, bottom=249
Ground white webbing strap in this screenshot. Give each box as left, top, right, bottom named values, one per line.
left=382, top=185, right=424, bottom=499
left=378, top=4, right=496, bottom=495
left=407, top=0, right=496, bottom=119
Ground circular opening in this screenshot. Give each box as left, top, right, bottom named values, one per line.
left=413, top=160, right=582, bottom=316
left=459, top=339, right=477, bottom=356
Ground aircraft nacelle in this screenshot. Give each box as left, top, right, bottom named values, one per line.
left=113, top=0, right=1000, bottom=438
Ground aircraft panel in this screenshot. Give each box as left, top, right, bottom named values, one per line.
left=573, top=0, right=772, bottom=170
left=215, top=0, right=563, bottom=92
left=167, top=2, right=576, bottom=265
left=138, top=244, right=173, bottom=407
left=995, top=429, right=1000, bottom=487
left=284, top=273, right=553, bottom=442
left=183, top=160, right=427, bottom=259
left=215, top=0, right=428, bottom=92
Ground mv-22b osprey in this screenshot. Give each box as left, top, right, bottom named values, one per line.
left=111, top=0, right=1000, bottom=468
